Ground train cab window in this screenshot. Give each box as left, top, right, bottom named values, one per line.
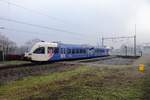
left=33, top=47, right=45, bottom=54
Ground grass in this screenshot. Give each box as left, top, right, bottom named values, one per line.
left=141, top=67, right=150, bottom=100
left=0, top=56, right=150, bottom=100
left=0, top=66, right=90, bottom=100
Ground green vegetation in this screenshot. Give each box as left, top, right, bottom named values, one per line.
left=0, top=56, right=150, bottom=100
left=142, top=67, right=150, bottom=100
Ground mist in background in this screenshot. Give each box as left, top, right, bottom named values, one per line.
left=0, top=0, right=150, bottom=46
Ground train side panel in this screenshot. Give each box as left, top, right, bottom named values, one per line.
left=25, top=42, right=109, bottom=62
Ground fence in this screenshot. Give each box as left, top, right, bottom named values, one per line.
left=0, top=51, right=24, bottom=61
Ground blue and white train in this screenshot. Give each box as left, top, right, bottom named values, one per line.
left=24, top=41, right=109, bottom=62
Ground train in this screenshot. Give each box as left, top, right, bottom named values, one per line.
left=24, top=41, right=109, bottom=62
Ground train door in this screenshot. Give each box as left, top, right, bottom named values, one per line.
left=31, top=46, right=48, bottom=61
left=61, top=48, right=66, bottom=59
left=87, top=48, right=94, bottom=57
left=47, top=47, right=54, bottom=60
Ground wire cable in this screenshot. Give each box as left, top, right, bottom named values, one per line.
left=0, top=0, right=68, bottom=23
left=2, top=27, right=84, bottom=39
left=0, top=27, right=91, bottom=42
left=0, top=17, right=82, bottom=35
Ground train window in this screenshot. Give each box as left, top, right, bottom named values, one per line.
left=61, top=48, right=63, bottom=54
left=81, top=49, right=84, bottom=54
left=54, top=48, right=59, bottom=53
left=47, top=47, right=54, bottom=54
left=95, top=49, right=99, bottom=53
left=75, top=49, right=78, bottom=54
left=81, top=49, right=83, bottom=54
left=80, top=49, right=82, bottom=53
left=79, top=49, right=81, bottom=53
left=77, top=49, right=80, bottom=54
left=100, top=49, right=105, bottom=53
left=63, top=48, right=65, bottom=54
left=33, top=47, right=45, bottom=54
left=83, top=49, right=86, bottom=54
left=66, top=48, right=69, bottom=54
left=76, top=49, right=78, bottom=54
left=61, top=48, right=66, bottom=54
left=72, top=49, right=75, bottom=54
left=65, top=48, right=67, bottom=54
left=67, top=49, right=69, bottom=54
left=74, top=49, right=76, bottom=54
left=80, top=49, right=82, bottom=54
left=67, top=48, right=71, bottom=54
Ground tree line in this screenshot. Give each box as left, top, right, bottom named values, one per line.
left=0, top=33, right=41, bottom=56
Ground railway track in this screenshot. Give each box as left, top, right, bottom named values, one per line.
left=0, top=56, right=138, bottom=83
left=0, top=56, right=117, bottom=70
left=0, top=63, right=37, bottom=70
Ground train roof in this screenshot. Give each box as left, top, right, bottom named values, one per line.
left=35, top=41, right=109, bottom=50
left=58, top=43, right=93, bottom=48
left=35, top=42, right=58, bottom=47
left=59, top=43, right=109, bottom=50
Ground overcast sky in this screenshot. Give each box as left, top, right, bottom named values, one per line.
left=0, top=0, right=150, bottom=46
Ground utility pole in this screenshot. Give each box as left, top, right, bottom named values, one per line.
left=0, top=26, right=5, bottom=61
left=102, top=35, right=136, bottom=56
left=134, top=35, right=136, bottom=56
left=102, top=37, right=104, bottom=47
left=2, top=45, right=5, bottom=61
left=0, top=27, right=5, bottom=29
left=134, top=24, right=137, bottom=56
left=124, top=45, right=127, bottom=56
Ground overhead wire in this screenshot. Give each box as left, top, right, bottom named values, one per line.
left=0, top=0, right=92, bottom=44
left=0, top=0, right=67, bottom=23
left=0, top=27, right=91, bottom=42
left=0, top=17, right=83, bottom=35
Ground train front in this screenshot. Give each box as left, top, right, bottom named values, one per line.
left=24, top=42, right=58, bottom=62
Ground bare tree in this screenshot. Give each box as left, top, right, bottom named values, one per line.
left=18, top=38, right=42, bottom=54
left=25, top=38, right=42, bottom=47
left=0, top=34, right=42, bottom=55
left=0, top=34, right=17, bottom=54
